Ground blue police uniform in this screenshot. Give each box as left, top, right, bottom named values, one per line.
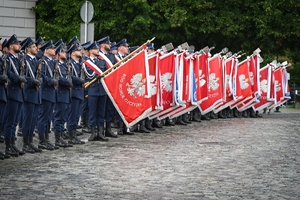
left=67, top=57, right=84, bottom=132
left=84, top=41, right=109, bottom=141
left=0, top=54, right=8, bottom=138
left=19, top=37, right=43, bottom=153
left=36, top=40, right=58, bottom=150
left=2, top=34, right=27, bottom=156
left=98, top=37, right=120, bottom=138
left=53, top=60, right=71, bottom=134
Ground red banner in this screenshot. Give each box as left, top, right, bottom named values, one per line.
left=101, top=49, right=152, bottom=127
left=199, top=54, right=223, bottom=114
left=253, top=65, right=273, bottom=111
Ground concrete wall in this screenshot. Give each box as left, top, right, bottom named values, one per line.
left=0, top=0, right=38, bottom=41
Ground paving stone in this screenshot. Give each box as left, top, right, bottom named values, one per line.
left=0, top=109, right=300, bottom=199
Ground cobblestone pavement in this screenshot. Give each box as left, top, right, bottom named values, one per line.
left=0, top=109, right=300, bottom=199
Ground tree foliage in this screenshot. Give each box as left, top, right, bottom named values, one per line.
left=33, top=0, right=300, bottom=84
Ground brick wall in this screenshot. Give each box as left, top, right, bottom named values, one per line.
left=0, top=0, right=38, bottom=41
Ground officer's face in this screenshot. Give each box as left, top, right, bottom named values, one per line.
left=27, top=43, right=38, bottom=55
left=0, top=42, right=2, bottom=51
left=103, top=43, right=110, bottom=52
left=74, top=50, right=82, bottom=58
left=119, top=45, right=129, bottom=54
left=10, top=42, right=21, bottom=53
left=90, top=48, right=99, bottom=56
left=46, top=47, right=56, bottom=57
left=59, top=51, right=67, bottom=61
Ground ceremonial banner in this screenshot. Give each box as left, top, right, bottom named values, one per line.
left=170, top=55, right=197, bottom=119
left=84, top=60, right=104, bottom=75
left=101, top=49, right=152, bottom=127
left=197, top=53, right=209, bottom=103
left=282, top=67, right=291, bottom=102
left=199, top=54, right=223, bottom=115
left=236, top=55, right=261, bottom=111
left=230, top=58, right=253, bottom=109
left=268, top=67, right=285, bottom=109
left=156, top=52, right=186, bottom=119
left=213, top=56, right=237, bottom=113
left=148, top=52, right=163, bottom=116
left=253, top=65, right=273, bottom=111
left=149, top=51, right=179, bottom=119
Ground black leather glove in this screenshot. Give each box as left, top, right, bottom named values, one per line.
left=79, top=78, right=85, bottom=84
left=19, top=76, right=27, bottom=83
left=0, top=75, right=8, bottom=84
left=38, top=78, right=43, bottom=84
left=33, top=79, right=41, bottom=86
left=52, top=79, right=58, bottom=86
left=67, top=80, right=73, bottom=87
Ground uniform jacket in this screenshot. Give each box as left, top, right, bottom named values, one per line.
left=70, top=58, right=84, bottom=100
left=85, top=57, right=108, bottom=97
left=6, top=53, right=24, bottom=102
left=0, top=56, right=8, bottom=102
left=23, top=54, right=42, bottom=105
left=41, top=56, right=57, bottom=103
left=56, top=60, right=71, bottom=103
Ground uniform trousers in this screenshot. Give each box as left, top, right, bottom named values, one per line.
left=0, top=101, right=6, bottom=132
left=68, top=98, right=82, bottom=131
left=3, top=99, right=22, bottom=139
left=54, top=102, right=71, bottom=133
left=38, top=100, right=55, bottom=135
left=22, top=101, right=39, bottom=137
left=88, top=95, right=107, bottom=127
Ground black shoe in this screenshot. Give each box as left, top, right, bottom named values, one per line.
left=22, top=136, right=35, bottom=154
left=165, top=118, right=175, bottom=126
left=182, top=118, right=192, bottom=124
left=29, top=143, right=42, bottom=153
left=152, top=120, right=163, bottom=128
left=105, top=123, right=118, bottom=138
left=61, top=131, right=70, bottom=140
left=55, top=132, right=68, bottom=148
left=0, top=151, right=10, bottom=159
left=105, top=130, right=118, bottom=138
left=145, top=124, right=155, bottom=131
left=110, top=121, right=118, bottom=128
left=97, top=126, right=109, bottom=141
left=5, top=148, right=19, bottom=157
left=38, top=142, right=49, bottom=150
left=29, top=135, right=42, bottom=153
left=11, top=138, right=26, bottom=155
left=22, top=144, right=35, bottom=154
left=69, top=130, right=85, bottom=144
left=82, top=127, right=91, bottom=133
left=176, top=119, right=187, bottom=125
left=76, top=130, right=83, bottom=136
left=139, top=126, right=151, bottom=133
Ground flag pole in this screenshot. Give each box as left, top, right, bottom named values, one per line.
left=84, top=37, right=155, bottom=88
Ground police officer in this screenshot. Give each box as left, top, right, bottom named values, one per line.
left=97, top=36, right=118, bottom=138
left=3, top=34, right=27, bottom=157
left=53, top=43, right=78, bottom=147
left=79, top=41, right=92, bottom=134
left=37, top=40, right=59, bottom=150
left=21, top=37, right=43, bottom=153
left=67, top=43, right=86, bottom=145
left=115, top=39, right=135, bottom=135
left=84, top=41, right=109, bottom=141
left=0, top=38, right=10, bottom=159
left=35, top=36, right=44, bottom=60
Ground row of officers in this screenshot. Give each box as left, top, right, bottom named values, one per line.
left=0, top=34, right=167, bottom=160
left=0, top=34, right=260, bottom=160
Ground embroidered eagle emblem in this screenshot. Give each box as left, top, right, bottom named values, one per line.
left=126, top=73, right=145, bottom=98
left=161, top=72, right=172, bottom=92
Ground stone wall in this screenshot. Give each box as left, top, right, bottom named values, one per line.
left=0, top=0, right=38, bottom=41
